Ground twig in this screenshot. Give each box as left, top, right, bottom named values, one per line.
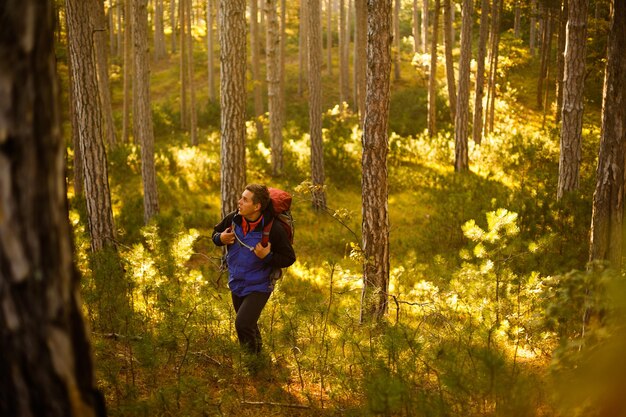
left=241, top=400, right=310, bottom=409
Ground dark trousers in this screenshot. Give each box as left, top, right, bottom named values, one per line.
left=231, top=291, right=271, bottom=354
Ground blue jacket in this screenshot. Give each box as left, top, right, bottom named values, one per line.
left=212, top=210, right=295, bottom=297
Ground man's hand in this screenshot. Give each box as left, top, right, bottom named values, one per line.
left=254, top=241, right=271, bottom=259
left=220, top=227, right=235, bottom=245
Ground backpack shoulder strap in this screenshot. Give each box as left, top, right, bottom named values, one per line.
left=261, top=218, right=274, bottom=247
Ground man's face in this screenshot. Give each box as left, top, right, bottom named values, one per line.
left=238, top=189, right=261, bottom=219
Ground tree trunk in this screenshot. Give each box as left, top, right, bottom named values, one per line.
left=354, top=0, right=367, bottom=126
left=179, top=0, right=188, bottom=130
left=555, top=0, right=568, bottom=124
left=220, top=0, right=248, bottom=217
left=154, top=0, right=167, bottom=59
left=280, top=0, right=287, bottom=123
left=339, top=0, right=350, bottom=104
left=66, top=52, right=84, bottom=197
left=299, top=0, right=308, bottom=96
left=485, top=0, right=501, bottom=135
left=308, top=0, right=327, bottom=209
left=266, top=0, right=284, bottom=176
left=134, top=0, right=160, bottom=223
left=207, top=0, right=216, bottom=101
left=537, top=5, right=552, bottom=109
left=413, top=0, right=421, bottom=53
left=472, top=0, right=489, bottom=144
left=361, top=0, right=391, bottom=323
left=530, top=0, right=537, bottom=56
left=454, top=0, right=473, bottom=172
left=589, top=0, right=626, bottom=268
left=122, top=0, right=133, bottom=143
left=422, top=0, right=429, bottom=54
left=186, top=0, right=198, bottom=145
left=427, top=0, right=440, bottom=137
left=513, top=0, right=521, bottom=37
left=557, top=0, right=588, bottom=199
left=67, top=0, right=117, bottom=253
left=443, top=0, right=456, bottom=121
left=251, top=0, right=264, bottom=138
left=327, top=0, right=333, bottom=76
left=0, top=4, right=105, bottom=414
left=393, top=0, right=401, bottom=80
left=93, top=0, right=117, bottom=148
left=170, top=0, right=177, bottom=53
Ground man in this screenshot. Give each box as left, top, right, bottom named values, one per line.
left=212, top=184, right=296, bottom=357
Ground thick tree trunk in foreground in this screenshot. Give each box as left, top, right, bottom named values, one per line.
left=589, top=0, right=626, bottom=268
left=361, top=0, right=392, bottom=322
left=219, top=0, right=248, bottom=216
left=0, top=2, right=104, bottom=415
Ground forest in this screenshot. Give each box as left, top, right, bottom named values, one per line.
left=1, top=0, right=626, bottom=416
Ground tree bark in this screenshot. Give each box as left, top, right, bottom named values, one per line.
left=393, top=0, right=401, bottom=81
left=485, top=0, right=501, bottom=135
left=327, top=0, right=333, bottom=76
left=354, top=0, right=367, bottom=125
left=186, top=0, right=198, bottom=145
left=170, top=0, right=177, bottom=53
left=0, top=2, right=105, bottom=414
left=219, top=0, right=248, bottom=217
left=422, top=0, right=429, bottom=54
left=557, top=0, right=588, bottom=199
left=339, top=0, right=350, bottom=104
left=133, top=0, right=160, bottom=223
left=589, top=0, right=626, bottom=268
left=122, top=0, right=133, bottom=143
left=555, top=0, right=568, bottom=124
left=472, top=0, right=489, bottom=144
left=266, top=0, right=284, bottom=176
left=207, top=0, right=216, bottom=101
left=443, top=0, right=456, bottom=121
left=298, top=0, right=309, bottom=96
left=251, top=0, right=264, bottom=138
left=67, top=0, right=117, bottom=253
left=427, top=0, right=440, bottom=137
left=179, top=0, right=188, bottom=130
left=454, top=0, right=473, bottom=172
left=413, top=0, right=421, bottom=53
left=361, top=0, right=391, bottom=322
left=92, top=0, right=118, bottom=148
left=308, top=0, right=328, bottom=209
left=154, top=0, right=167, bottom=59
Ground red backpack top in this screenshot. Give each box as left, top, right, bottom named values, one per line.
left=261, top=188, right=294, bottom=247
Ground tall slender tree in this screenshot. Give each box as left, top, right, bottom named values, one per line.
left=154, top=0, right=167, bottom=59
left=555, top=0, right=568, bottom=124
left=393, top=0, right=401, bottom=80
left=361, top=0, right=392, bottom=322
left=339, top=0, right=350, bottom=104
left=354, top=0, right=367, bottom=125
left=427, top=0, right=440, bottom=137
left=66, top=0, right=117, bottom=253
left=122, top=0, right=133, bottom=143
left=454, top=0, right=473, bottom=172
left=473, top=0, right=489, bottom=144
left=443, top=0, right=456, bottom=121
left=327, top=0, right=333, bottom=75
left=422, top=0, right=429, bottom=53
left=266, top=0, right=284, bottom=176
left=413, top=0, right=421, bottom=53
left=93, top=0, right=117, bottom=148
left=134, top=0, right=160, bottom=223
left=298, top=0, right=309, bottom=96
left=207, top=0, right=216, bottom=101
left=219, top=0, right=248, bottom=216
left=1, top=4, right=105, bottom=414
left=557, top=0, right=588, bottom=199
left=589, top=0, right=626, bottom=267
left=251, top=0, right=264, bottom=137
left=186, top=0, right=198, bottom=145
left=308, top=0, right=328, bottom=209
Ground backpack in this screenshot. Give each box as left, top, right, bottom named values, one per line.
left=261, top=188, right=294, bottom=247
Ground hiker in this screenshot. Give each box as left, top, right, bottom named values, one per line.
left=212, top=184, right=296, bottom=357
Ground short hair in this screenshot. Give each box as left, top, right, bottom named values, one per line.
left=245, top=183, right=270, bottom=211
